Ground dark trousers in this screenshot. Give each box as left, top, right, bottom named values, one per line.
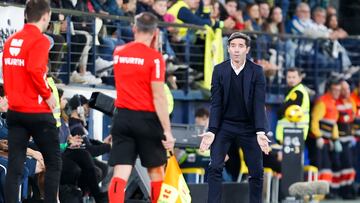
left=208, top=128, right=263, bottom=203
left=354, top=140, right=360, bottom=183
left=5, top=110, right=62, bottom=203
left=61, top=149, right=102, bottom=196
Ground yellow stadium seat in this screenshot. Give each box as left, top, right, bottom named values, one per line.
left=181, top=168, right=205, bottom=183
left=237, top=148, right=249, bottom=182
left=303, top=165, right=318, bottom=181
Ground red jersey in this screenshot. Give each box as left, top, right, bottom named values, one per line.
left=2, top=24, right=52, bottom=113
left=113, top=42, right=165, bottom=112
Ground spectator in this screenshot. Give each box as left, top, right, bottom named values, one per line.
left=311, top=7, right=352, bottom=68
left=244, top=3, right=262, bottom=31
left=224, top=0, right=245, bottom=30
left=210, top=1, right=222, bottom=21
left=262, top=5, right=298, bottom=68
left=325, top=14, right=348, bottom=39
left=90, top=0, right=133, bottom=39
left=167, top=0, right=235, bottom=41
left=87, top=0, right=129, bottom=76
left=263, top=6, right=285, bottom=34
left=326, top=5, right=337, bottom=16
left=258, top=1, right=270, bottom=22
left=67, top=95, right=111, bottom=158
left=288, top=2, right=313, bottom=35
left=136, top=0, right=153, bottom=14
left=274, top=0, right=300, bottom=21
left=150, top=0, right=176, bottom=58
left=122, top=0, right=137, bottom=16
left=59, top=93, right=109, bottom=203
left=90, top=0, right=124, bottom=16
left=288, top=3, right=341, bottom=72
left=47, top=0, right=66, bottom=82
left=61, top=0, right=102, bottom=85
left=311, top=7, right=333, bottom=38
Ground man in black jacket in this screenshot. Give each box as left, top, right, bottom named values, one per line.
left=200, top=32, right=270, bottom=203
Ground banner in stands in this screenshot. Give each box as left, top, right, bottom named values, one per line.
left=0, top=6, right=24, bottom=70
left=200, top=26, right=224, bottom=90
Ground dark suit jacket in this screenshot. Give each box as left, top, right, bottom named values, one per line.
left=208, top=59, right=268, bottom=135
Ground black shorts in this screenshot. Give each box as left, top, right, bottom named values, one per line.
left=108, top=108, right=167, bottom=168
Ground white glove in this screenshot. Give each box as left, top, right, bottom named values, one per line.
left=334, top=140, right=343, bottom=153
left=316, top=137, right=324, bottom=149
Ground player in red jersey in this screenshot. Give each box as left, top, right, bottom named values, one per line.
left=108, top=12, right=175, bottom=203
left=1, top=0, right=61, bottom=202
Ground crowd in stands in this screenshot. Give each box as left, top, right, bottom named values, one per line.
left=1, top=0, right=360, bottom=202
left=2, top=0, right=356, bottom=92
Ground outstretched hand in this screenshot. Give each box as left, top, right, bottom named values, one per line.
left=199, top=132, right=215, bottom=152
left=257, top=133, right=271, bottom=155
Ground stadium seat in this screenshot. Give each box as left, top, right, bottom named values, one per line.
left=303, top=165, right=319, bottom=181
left=237, top=148, right=249, bottom=183
left=181, top=168, right=205, bottom=183
left=263, top=167, right=273, bottom=203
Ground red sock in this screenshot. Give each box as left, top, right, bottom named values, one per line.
left=108, top=177, right=126, bottom=203
left=151, top=181, right=163, bottom=203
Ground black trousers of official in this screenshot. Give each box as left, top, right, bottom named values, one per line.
left=5, top=110, right=62, bottom=203
left=208, top=129, right=263, bottom=203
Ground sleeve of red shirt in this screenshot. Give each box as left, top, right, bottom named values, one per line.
left=26, top=37, right=52, bottom=100
left=151, top=53, right=165, bottom=82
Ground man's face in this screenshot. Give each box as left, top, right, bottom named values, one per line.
left=227, top=38, right=249, bottom=64
left=225, top=1, right=237, bottom=17
left=152, top=0, right=167, bottom=16
left=297, top=5, right=310, bottom=21
left=286, top=71, right=301, bottom=87
left=330, top=84, right=341, bottom=99
left=314, top=11, right=326, bottom=25
left=259, top=3, right=270, bottom=19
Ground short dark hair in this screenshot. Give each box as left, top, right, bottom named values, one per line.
left=258, top=0, right=269, bottom=5
left=325, top=78, right=342, bottom=92
left=195, top=108, right=209, bottom=118
left=286, top=67, right=302, bottom=76
left=68, top=94, right=89, bottom=111
left=225, top=0, right=237, bottom=5
left=227, top=32, right=251, bottom=47
left=25, top=0, right=51, bottom=23
left=134, top=12, right=158, bottom=33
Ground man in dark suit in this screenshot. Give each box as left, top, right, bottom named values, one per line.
left=200, top=32, right=270, bottom=203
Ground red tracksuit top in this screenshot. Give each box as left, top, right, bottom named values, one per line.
left=2, top=24, right=52, bottom=113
